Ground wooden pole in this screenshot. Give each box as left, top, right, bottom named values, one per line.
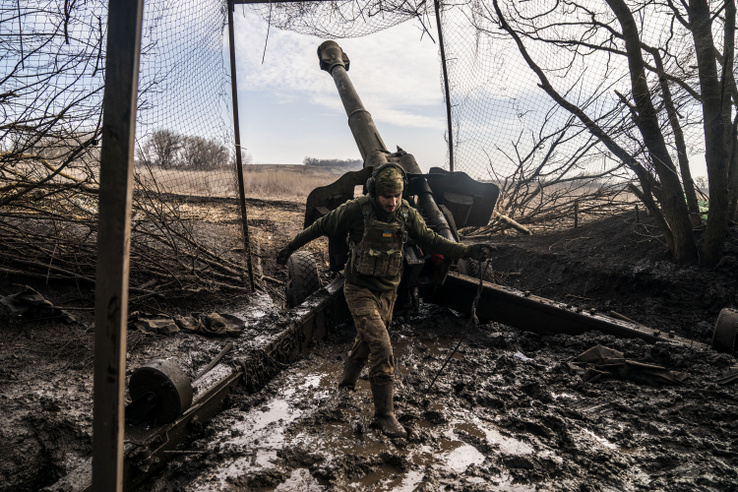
left=92, top=0, right=143, bottom=490
left=228, top=0, right=256, bottom=291
left=434, top=0, right=455, bottom=172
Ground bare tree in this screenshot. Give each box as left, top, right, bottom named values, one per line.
left=481, top=109, right=635, bottom=233
left=181, top=135, right=229, bottom=169
left=481, top=0, right=736, bottom=265
left=1, top=0, right=254, bottom=293
left=1, top=1, right=106, bottom=207
left=138, top=130, right=183, bottom=168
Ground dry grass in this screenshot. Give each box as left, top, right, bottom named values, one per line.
left=135, top=164, right=346, bottom=202
left=243, top=168, right=341, bottom=201
left=139, top=165, right=636, bottom=234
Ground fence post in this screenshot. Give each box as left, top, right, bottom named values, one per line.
left=93, top=0, right=144, bottom=490
left=228, top=0, right=255, bottom=291
left=434, top=0, right=454, bottom=172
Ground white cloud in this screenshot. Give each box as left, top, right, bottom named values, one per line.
left=230, top=8, right=449, bottom=167
left=233, top=8, right=445, bottom=128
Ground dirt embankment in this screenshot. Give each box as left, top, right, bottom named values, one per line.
left=1, top=203, right=737, bottom=491
left=485, top=212, right=738, bottom=342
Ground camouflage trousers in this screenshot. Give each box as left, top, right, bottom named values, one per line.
left=343, top=282, right=398, bottom=380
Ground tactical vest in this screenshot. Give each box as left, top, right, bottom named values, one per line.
left=350, top=198, right=408, bottom=278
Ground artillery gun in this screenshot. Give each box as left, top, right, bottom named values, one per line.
left=51, top=39, right=733, bottom=492
left=285, top=40, right=499, bottom=310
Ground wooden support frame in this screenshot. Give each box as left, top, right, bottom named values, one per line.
left=93, top=0, right=144, bottom=490
left=228, top=0, right=256, bottom=291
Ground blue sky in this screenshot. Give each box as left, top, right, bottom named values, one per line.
left=231, top=8, right=448, bottom=170
left=228, top=7, right=708, bottom=178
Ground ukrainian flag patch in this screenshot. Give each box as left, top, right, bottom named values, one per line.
left=382, top=230, right=393, bottom=238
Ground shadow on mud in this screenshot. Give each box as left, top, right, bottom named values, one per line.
left=137, top=303, right=738, bottom=491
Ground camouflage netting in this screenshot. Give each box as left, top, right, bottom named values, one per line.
left=1, top=0, right=248, bottom=295
left=251, top=0, right=727, bottom=232
left=1, top=0, right=732, bottom=291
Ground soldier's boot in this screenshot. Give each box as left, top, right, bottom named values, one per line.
left=370, top=378, right=408, bottom=438
left=338, top=357, right=365, bottom=390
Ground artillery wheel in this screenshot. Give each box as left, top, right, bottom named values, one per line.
left=457, top=258, right=494, bottom=282
left=129, top=358, right=193, bottom=425
left=286, top=250, right=323, bottom=308
left=712, top=307, right=738, bottom=355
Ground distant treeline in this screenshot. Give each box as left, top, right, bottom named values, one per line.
left=136, top=130, right=251, bottom=169
left=303, top=157, right=362, bottom=169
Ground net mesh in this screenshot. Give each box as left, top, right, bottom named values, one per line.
left=1, top=0, right=247, bottom=295
left=246, top=0, right=727, bottom=230
left=1, top=0, right=730, bottom=291
left=248, top=0, right=416, bottom=38
left=135, top=0, right=234, bottom=191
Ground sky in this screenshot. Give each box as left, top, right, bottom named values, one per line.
left=231, top=8, right=448, bottom=170
left=228, top=6, right=708, bottom=178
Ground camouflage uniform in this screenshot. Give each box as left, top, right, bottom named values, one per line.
left=343, top=282, right=397, bottom=378
left=287, top=191, right=467, bottom=380
left=280, top=166, right=487, bottom=438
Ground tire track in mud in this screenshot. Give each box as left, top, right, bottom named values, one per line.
left=7, top=209, right=738, bottom=491
left=139, top=304, right=738, bottom=491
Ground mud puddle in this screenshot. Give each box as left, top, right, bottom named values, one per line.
left=141, top=338, right=534, bottom=491
left=4, top=203, right=738, bottom=492
left=138, top=303, right=738, bottom=491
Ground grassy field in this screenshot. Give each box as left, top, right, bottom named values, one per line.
left=135, top=164, right=351, bottom=202
left=242, top=165, right=349, bottom=201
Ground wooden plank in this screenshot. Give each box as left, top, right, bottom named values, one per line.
left=92, top=0, right=144, bottom=490
left=227, top=0, right=255, bottom=291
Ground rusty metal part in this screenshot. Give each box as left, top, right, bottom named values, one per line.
left=428, top=272, right=708, bottom=348
left=128, top=359, right=193, bottom=425
left=712, top=308, right=738, bottom=355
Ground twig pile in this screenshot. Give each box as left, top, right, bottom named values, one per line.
left=0, top=180, right=251, bottom=299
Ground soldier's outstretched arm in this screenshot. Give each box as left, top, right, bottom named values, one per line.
left=275, top=198, right=358, bottom=265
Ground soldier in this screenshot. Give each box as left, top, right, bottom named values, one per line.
left=276, top=163, right=491, bottom=438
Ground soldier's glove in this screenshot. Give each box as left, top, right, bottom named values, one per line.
left=465, top=244, right=493, bottom=262
left=276, top=245, right=295, bottom=266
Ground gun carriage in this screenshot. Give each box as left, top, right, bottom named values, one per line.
left=286, top=40, right=499, bottom=311
left=51, top=40, right=736, bottom=492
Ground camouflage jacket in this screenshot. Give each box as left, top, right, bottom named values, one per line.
left=288, top=195, right=468, bottom=292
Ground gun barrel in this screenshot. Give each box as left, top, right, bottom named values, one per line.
left=318, top=40, right=390, bottom=167
left=318, top=40, right=451, bottom=241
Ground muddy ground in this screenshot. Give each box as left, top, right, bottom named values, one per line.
left=1, top=198, right=737, bottom=491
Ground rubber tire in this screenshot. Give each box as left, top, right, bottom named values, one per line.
left=457, top=257, right=494, bottom=282
left=286, top=250, right=322, bottom=308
